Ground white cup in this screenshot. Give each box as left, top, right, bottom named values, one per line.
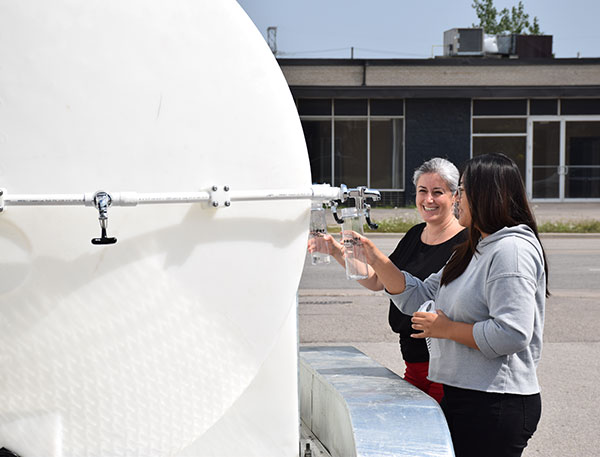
left=417, top=300, right=440, bottom=359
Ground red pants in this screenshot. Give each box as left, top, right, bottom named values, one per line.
left=404, top=361, right=444, bottom=403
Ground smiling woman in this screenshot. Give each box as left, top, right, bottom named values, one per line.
left=383, top=158, right=465, bottom=401
left=308, top=157, right=466, bottom=402
left=416, top=173, right=458, bottom=243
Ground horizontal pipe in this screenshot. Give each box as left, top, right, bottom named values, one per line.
left=2, top=194, right=86, bottom=206
left=231, top=185, right=342, bottom=202
left=130, top=192, right=211, bottom=205
left=0, top=185, right=345, bottom=209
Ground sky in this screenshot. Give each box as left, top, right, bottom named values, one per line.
left=235, top=0, right=600, bottom=59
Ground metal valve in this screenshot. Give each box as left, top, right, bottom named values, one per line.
left=330, top=185, right=381, bottom=229
left=91, top=191, right=117, bottom=245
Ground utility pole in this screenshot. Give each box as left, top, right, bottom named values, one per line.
left=267, top=26, right=277, bottom=56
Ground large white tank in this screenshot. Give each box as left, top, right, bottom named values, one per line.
left=0, top=1, right=309, bottom=455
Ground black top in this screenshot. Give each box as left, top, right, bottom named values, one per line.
left=388, top=223, right=467, bottom=363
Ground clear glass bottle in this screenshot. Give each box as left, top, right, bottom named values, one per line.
left=309, top=203, right=331, bottom=265
left=340, top=207, right=368, bottom=280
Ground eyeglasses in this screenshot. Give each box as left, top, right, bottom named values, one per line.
left=455, top=186, right=464, bottom=199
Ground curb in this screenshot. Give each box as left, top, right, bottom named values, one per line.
left=333, top=232, right=600, bottom=239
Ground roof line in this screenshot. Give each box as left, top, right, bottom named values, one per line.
left=278, top=57, right=600, bottom=67
left=288, top=85, right=600, bottom=98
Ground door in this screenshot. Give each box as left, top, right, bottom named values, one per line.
left=529, top=119, right=600, bottom=200
left=531, top=120, right=561, bottom=199
left=565, top=121, right=600, bottom=198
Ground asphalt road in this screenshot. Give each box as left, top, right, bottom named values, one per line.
left=298, top=234, right=600, bottom=457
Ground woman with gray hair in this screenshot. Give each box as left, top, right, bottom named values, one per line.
left=309, top=157, right=465, bottom=402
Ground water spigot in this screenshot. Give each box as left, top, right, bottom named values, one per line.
left=330, top=185, right=381, bottom=228
left=91, top=191, right=117, bottom=245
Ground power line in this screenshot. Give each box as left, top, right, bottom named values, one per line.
left=277, top=46, right=429, bottom=58
left=277, top=47, right=350, bottom=56
left=354, top=47, right=429, bottom=58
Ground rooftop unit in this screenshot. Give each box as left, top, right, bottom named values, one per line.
left=444, top=28, right=484, bottom=56
left=444, top=27, right=553, bottom=58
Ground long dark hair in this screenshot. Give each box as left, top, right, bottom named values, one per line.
left=441, top=153, right=549, bottom=296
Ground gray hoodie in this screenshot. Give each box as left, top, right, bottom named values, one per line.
left=388, top=224, right=546, bottom=395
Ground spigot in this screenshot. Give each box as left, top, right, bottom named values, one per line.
left=91, top=191, right=117, bottom=245
left=347, top=186, right=381, bottom=213
left=351, top=186, right=380, bottom=229
left=330, top=185, right=381, bottom=228
left=303, top=442, right=312, bottom=457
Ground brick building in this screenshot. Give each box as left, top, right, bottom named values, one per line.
left=278, top=56, right=600, bottom=205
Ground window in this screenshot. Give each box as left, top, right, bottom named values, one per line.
left=334, top=120, right=368, bottom=186
left=298, top=98, right=404, bottom=190
left=370, top=119, right=403, bottom=189
left=370, top=99, right=404, bottom=116
left=302, top=120, right=331, bottom=184
left=473, top=136, right=527, bottom=179
left=473, top=99, right=527, bottom=116
left=334, top=99, right=367, bottom=116
left=472, top=118, right=526, bottom=134
left=561, top=99, right=600, bottom=115
left=530, top=99, right=558, bottom=115
left=471, top=102, right=527, bottom=180
left=297, top=99, right=331, bottom=116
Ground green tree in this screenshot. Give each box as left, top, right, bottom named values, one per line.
left=472, top=0, right=542, bottom=35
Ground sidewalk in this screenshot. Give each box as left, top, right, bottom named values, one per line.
left=529, top=202, right=600, bottom=223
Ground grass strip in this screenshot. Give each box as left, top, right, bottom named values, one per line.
left=328, top=218, right=600, bottom=234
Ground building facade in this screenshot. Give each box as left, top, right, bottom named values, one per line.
left=278, top=57, right=600, bottom=205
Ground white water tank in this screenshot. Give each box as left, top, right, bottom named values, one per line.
left=0, top=1, right=309, bottom=455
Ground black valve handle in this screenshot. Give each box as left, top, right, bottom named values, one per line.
left=331, top=202, right=344, bottom=224
left=365, top=213, right=379, bottom=230
left=365, top=204, right=379, bottom=230
left=91, top=227, right=117, bottom=245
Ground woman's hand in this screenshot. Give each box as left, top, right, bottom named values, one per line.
left=308, top=233, right=344, bottom=263
left=411, top=309, right=479, bottom=350
left=350, top=232, right=407, bottom=294
left=353, top=233, right=387, bottom=267
left=308, top=233, right=339, bottom=254
left=410, top=309, right=452, bottom=339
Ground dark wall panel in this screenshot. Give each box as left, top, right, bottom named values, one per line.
left=404, top=99, right=471, bottom=201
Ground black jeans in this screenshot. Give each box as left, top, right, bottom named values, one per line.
left=441, top=384, right=542, bottom=457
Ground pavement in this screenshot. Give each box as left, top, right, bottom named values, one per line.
left=528, top=201, right=600, bottom=223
